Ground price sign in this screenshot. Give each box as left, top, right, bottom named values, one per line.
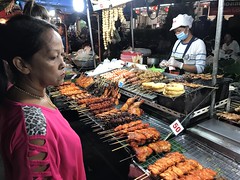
left=90, top=0, right=111, bottom=11
left=118, top=80, right=124, bottom=88
left=169, top=119, right=184, bottom=136
left=111, top=0, right=132, bottom=8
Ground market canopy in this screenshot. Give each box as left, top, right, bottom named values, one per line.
left=16, top=0, right=202, bottom=13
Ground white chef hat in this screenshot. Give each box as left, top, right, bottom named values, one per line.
left=170, top=14, right=194, bottom=31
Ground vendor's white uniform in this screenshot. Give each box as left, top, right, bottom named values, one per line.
left=171, top=38, right=206, bottom=73
left=160, top=14, right=207, bottom=74
left=221, top=40, right=240, bottom=61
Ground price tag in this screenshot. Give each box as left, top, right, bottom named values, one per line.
left=169, top=119, right=184, bottom=136
left=118, top=81, right=124, bottom=88
left=71, top=74, right=78, bottom=80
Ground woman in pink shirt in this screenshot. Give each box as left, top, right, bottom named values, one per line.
left=0, top=15, right=86, bottom=180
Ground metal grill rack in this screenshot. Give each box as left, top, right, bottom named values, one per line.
left=120, top=89, right=183, bottom=118
left=140, top=114, right=172, bottom=139
left=86, top=111, right=172, bottom=136
left=108, top=115, right=174, bottom=162
left=230, top=99, right=240, bottom=110
left=134, top=134, right=240, bottom=180
left=173, top=135, right=240, bottom=180
left=121, top=85, right=158, bottom=101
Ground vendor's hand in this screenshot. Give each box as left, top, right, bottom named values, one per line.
left=167, top=57, right=184, bottom=69
left=225, top=49, right=233, bottom=54
left=159, top=60, right=168, bottom=68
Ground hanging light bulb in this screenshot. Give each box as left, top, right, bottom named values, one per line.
left=73, top=0, right=84, bottom=12
left=49, top=9, right=55, bottom=17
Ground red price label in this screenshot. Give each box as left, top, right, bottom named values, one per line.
left=169, top=119, right=184, bottom=135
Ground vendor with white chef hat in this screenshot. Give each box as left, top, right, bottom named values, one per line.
left=160, top=14, right=206, bottom=74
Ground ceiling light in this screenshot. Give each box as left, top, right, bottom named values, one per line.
left=73, top=0, right=84, bottom=12
left=49, top=10, right=55, bottom=17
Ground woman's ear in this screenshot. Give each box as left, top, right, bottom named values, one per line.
left=12, top=57, right=31, bottom=74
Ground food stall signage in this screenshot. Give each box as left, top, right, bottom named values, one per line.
left=169, top=119, right=184, bottom=136
left=210, top=0, right=240, bottom=15
left=90, top=0, right=111, bottom=11
left=111, top=0, right=132, bottom=8
left=90, top=0, right=132, bottom=11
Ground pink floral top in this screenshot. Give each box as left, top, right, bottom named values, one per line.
left=0, top=99, right=86, bottom=180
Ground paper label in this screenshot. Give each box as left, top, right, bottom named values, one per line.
left=118, top=81, right=124, bottom=88
left=90, top=0, right=111, bottom=11
left=90, top=0, right=132, bottom=11
left=169, top=119, right=184, bottom=136
left=111, top=0, right=132, bottom=7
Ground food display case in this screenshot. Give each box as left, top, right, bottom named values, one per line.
left=49, top=66, right=240, bottom=180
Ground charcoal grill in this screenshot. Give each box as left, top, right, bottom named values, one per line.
left=157, top=78, right=232, bottom=115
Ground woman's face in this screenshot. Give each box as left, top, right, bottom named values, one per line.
left=58, top=26, right=64, bottom=36
left=27, top=29, right=66, bottom=87
left=224, top=34, right=232, bottom=44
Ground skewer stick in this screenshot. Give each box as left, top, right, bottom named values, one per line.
left=68, top=104, right=77, bottom=108
left=104, top=136, right=126, bottom=142
left=49, top=92, right=60, bottom=96
left=92, top=127, right=103, bottom=132
left=112, top=144, right=129, bottom=152
left=119, top=155, right=136, bottom=162
left=100, top=132, right=121, bottom=139
left=51, top=94, right=60, bottom=98
left=80, top=117, right=90, bottom=120
left=91, top=124, right=101, bottom=128
left=97, top=129, right=113, bottom=135
left=134, top=173, right=149, bottom=180
left=109, top=139, right=127, bottom=145
left=100, top=135, right=113, bottom=140
left=80, top=117, right=90, bottom=121
left=77, top=108, right=90, bottom=112
left=85, top=121, right=95, bottom=125
left=72, top=108, right=82, bottom=111
left=200, top=85, right=219, bottom=89
left=140, top=174, right=150, bottom=180
left=103, top=137, right=122, bottom=143
left=101, top=132, right=117, bottom=138
left=78, top=114, right=87, bottom=118
left=81, top=120, right=92, bottom=123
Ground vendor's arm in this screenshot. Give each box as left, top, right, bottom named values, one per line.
left=233, top=40, right=240, bottom=55
left=185, top=39, right=206, bottom=73
left=222, top=43, right=233, bottom=54
left=182, top=63, right=197, bottom=73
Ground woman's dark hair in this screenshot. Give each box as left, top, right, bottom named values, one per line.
left=0, top=24, right=8, bottom=103
left=0, top=60, right=8, bottom=104
left=0, top=15, right=57, bottom=103
left=23, top=1, right=50, bottom=21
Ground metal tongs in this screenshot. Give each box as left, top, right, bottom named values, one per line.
left=164, top=88, right=216, bottom=141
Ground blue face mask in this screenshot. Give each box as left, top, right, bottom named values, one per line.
left=176, top=31, right=188, bottom=41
